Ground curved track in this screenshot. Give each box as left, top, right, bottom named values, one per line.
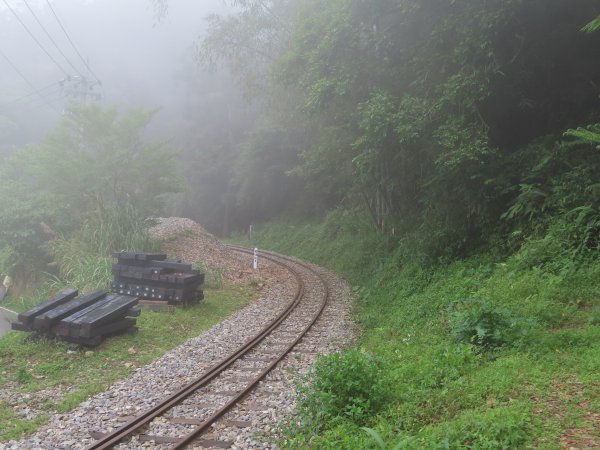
left=86, top=247, right=330, bottom=449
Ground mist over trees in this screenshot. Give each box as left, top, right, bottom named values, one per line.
left=1, top=0, right=599, bottom=280
left=188, top=0, right=600, bottom=260
left=0, top=0, right=225, bottom=282
left=0, top=104, right=180, bottom=279
left=0, top=0, right=227, bottom=148
left=1, top=2, right=599, bottom=446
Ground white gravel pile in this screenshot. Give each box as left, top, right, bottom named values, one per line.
left=148, top=217, right=252, bottom=282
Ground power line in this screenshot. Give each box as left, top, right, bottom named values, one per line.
left=23, top=0, right=84, bottom=77
left=11, top=88, right=62, bottom=109
left=45, top=0, right=102, bottom=85
left=19, top=89, right=64, bottom=109
left=19, top=91, right=64, bottom=114
left=0, top=47, right=39, bottom=92
left=0, top=81, right=62, bottom=109
left=2, top=0, right=68, bottom=76
left=12, top=91, right=64, bottom=114
left=0, top=46, right=58, bottom=111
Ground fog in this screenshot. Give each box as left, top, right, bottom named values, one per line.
left=0, top=0, right=229, bottom=146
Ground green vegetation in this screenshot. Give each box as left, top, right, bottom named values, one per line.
left=1, top=1, right=600, bottom=447
left=0, top=101, right=221, bottom=442
left=293, top=349, right=391, bottom=428
left=0, top=103, right=180, bottom=288
left=214, top=6, right=600, bottom=445
left=190, top=0, right=600, bottom=246
left=239, top=213, right=600, bottom=448
left=0, top=283, right=255, bottom=441
left=0, top=98, right=263, bottom=444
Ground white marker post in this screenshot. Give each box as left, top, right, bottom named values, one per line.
left=253, top=248, right=258, bottom=270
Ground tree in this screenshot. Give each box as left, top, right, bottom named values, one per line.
left=199, top=0, right=299, bottom=97
left=231, top=123, right=306, bottom=226
left=0, top=103, right=181, bottom=275
left=197, top=0, right=600, bottom=255
left=565, top=13, right=600, bottom=147
left=173, top=66, right=258, bottom=235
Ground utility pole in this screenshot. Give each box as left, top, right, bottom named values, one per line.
left=60, top=75, right=102, bottom=104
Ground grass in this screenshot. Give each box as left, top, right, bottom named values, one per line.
left=0, top=402, right=48, bottom=442
left=231, top=212, right=600, bottom=449
left=0, top=283, right=256, bottom=442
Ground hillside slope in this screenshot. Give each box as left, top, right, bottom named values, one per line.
left=239, top=214, right=600, bottom=449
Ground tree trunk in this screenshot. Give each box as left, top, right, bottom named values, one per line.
left=221, top=197, right=230, bottom=238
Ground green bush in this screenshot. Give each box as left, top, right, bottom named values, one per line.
left=0, top=104, right=180, bottom=283
left=588, top=306, right=600, bottom=326
left=365, top=403, right=530, bottom=450
left=413, top=405, right=531, bottom=449
left=447, top=299, right=537, bottom=350
left=511, top=211, right=600, bottom=276
left=0, top=247, right=15, bottom=278
left=48, top=204, right=158, bottom=292
left=244, top=218, right=600, bottom=448
left=296, top=350, right=390, bottom=429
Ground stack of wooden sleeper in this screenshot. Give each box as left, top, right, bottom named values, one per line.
left=111, top=251, right=204, bottom=306
left=11, top=289, right=139, bottom=346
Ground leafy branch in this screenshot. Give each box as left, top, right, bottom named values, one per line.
left=581, top=14, right=600, bottom=33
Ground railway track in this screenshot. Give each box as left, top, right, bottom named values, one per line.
left=86, top=247, right=331, bottom=449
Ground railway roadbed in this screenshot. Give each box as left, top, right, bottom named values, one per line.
left=1, top=249, right=354, bottom=450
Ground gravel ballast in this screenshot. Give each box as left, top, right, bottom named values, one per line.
left=1, top=218, right=355, bottom=450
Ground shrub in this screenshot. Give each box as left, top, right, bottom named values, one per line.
left=0, top=247, right=15, bottom=278
left=16, top=365, right=32, bottom=385
left=447, top=299, right=536, bottom=350
left=415, top=405, right=531, bottom=449
left=0, top=104, right=180, bottom=283
left=48, top=204, right=158, bottom=292
left=295, top=350, right=390, bottom=429
left=511, top=210, right=600, bottom=276
left=588, top=306, right=600, bottom=326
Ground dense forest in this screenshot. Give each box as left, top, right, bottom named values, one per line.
left=190, top=2, right=600, bottom=447
left=182, top=0, right=600, bottom=261
left=2, top=0, right=599, bottom=276
left=1, top=1, right=600, bottom=447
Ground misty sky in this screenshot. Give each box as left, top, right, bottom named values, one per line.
left=0, top=0, right=229, bottom=145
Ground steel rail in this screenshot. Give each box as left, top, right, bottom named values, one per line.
left=87, top=247, right=306, bottom=450
left=170, top=247, right=330, bottom=448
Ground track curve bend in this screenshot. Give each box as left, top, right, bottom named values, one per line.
left=87, top=247, right=332, bottom=449
left=1, top=246, right=354, bottom=450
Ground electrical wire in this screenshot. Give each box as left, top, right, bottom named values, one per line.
left=10, top=89, right=63, bottom=111
left=21, top=92, right=64, bottom=113
left=1, top=0, right=68, bottom=76
left=23, top=0, right=84, bottom=77
left=0, top=46, right=59, bottom=111
left=13, top=91, right=64, bottom=114
left=20, top=89, right=64, bottom=108
left=45, top=0, right=102, bottom=85
left=0, top=81, right=62, bottom=109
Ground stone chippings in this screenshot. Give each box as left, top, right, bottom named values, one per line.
left=147, top=217, right=251, bottom=282
left=216, top=263, right=355, bottom=450
left=1, top=219, right=355, bottom=450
